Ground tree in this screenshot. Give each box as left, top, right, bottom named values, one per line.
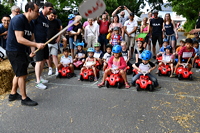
left=167, top=0, right=198, bottom=31
left=0, top=4, right=11, bottom=17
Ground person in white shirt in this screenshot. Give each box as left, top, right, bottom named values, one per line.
left=84, top=18, right=99, bottom=48
left=10, top=5, right=20, bottom=19
left=124, top=12, right=138, bottom=58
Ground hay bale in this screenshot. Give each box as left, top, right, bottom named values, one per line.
left=0, top=59, right=14, bottom=95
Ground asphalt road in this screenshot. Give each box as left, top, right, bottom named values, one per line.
left=0, top=32, right=200, bottom=133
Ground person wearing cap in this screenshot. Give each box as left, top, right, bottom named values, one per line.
left=108, top=15, right=124, bottom=38
left=149, top=10, right=164, bottom=59
left=84, top=18, right=99, bottom=48
left=32, top=2, right=53, bottom=90
left=112, top=6, right=132, bottom=25
left=110, top=26, right=122, bottom=46
left=192, top=32, right=200, bottom=44
left=124, top=12, right=138, bottom=58
left=97, top=11, right=111, bottom=52
left=10, top=5, right=20, bottom=19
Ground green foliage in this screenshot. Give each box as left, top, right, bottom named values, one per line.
left=0, top=4, right=11, bottom=18
left=167, top=0, right=198, bottom=31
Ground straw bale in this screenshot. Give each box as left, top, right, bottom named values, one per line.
left=0, top=59, right=14, bottom=95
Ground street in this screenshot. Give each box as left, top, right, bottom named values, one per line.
left=0, top=32, right=200, bottom=133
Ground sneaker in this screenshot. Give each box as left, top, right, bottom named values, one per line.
left=48, top=68, right=52, bottom=76
left=8, top=93, right=22, bottom=101
left=55, top=71, right=59, bottom=76
left=21, top=97, right=38, bottom=106
left=35, top=83, right=47, bottom=90
left=40, top=77, right=48, bottom=83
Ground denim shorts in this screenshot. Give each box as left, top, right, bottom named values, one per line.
left=69, top=37, right=81, bottom=49
left=166, top=34, right=176, bottom=41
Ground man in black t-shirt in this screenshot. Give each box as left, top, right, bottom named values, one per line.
left=46, top=10, right=61, bottom=76
left=32, top=2, right=53, bottom=90
left=6, top=2, right=45, bottom=106
left=149, top=10, right=164, bottom=58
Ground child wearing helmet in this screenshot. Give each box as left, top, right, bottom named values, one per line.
left=135, top=38, right=145, bottom=63
left=67, top=14, right=77, bottom=45
left=192, top=41, right=200, bottom=68
left=98, top=45, right=130, bottom=88
left=132, top=50, right=159, bottom=87
left=110, top=26, right=122, bottom=46
left=79, top=47, right=98, bottom=81
left=103, top=44, right=113, bottom=71
left=74, top=42, right=86, bottom=63
left=156, top=45, right=174, bottom=77
left=157, top=38, right=170, bottom=56
left=94, top=42, right=104, bottom=66
left=58, top=48, right=76, bottom=77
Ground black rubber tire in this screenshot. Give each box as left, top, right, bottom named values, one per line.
left=106, top=81, right=109, bottom=88
left=80, top=75, right=84, bottom=81
left=167, top=71, right=171, bottom=76
left=178, top=74, right=182, bottom=80
left=136, top=84, right=141, bottom=91
left=189, top=74, right=193, bottom=80
left=89, top=75, right=94, bottom=82
left=66, top=73, right=71, bottom=78
left=117, top=82, right=121, bottom=89
left=158, top=70, right=161, bottom=76
left=149, top=84, right=154, bottom=92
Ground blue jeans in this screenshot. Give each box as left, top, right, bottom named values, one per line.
left=98, top=34, right=108, bottom=51
left=69, top=37, right=81, bottom=49
left=131, top=73, right=159, bottom=87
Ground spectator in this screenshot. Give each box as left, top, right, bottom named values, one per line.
left=140, top=17, right=150, bottom=49
left=192, top=32, right=200, bottom=43
left=124, top=12, right=138, bottom=58
left=0, top=15, right=11, bottom=49
left=195, top=10, right=200, bottom=29
left=6, top=2, right=45, bottom=106
left=33, top=2, right=53, bottom=90
left=97, top=11, right=110, bottom=52
left=68, top=17, right=82, bottom=59
left=84, top=18, right=99, bottom=48
left=108, top=15, right=124, bottom=39
left=82, top=18, right=89, bottom=30
left=10, top=5, right=20, bottom=19
left=147, top=11, right=152, bottom=24
left=46, top=9, right=61, bottom=76
left=163, top=13, right=178, bottom=53
left=149, top=10, right=164, bottom=59
left=112, top=6, right=132, bottom=25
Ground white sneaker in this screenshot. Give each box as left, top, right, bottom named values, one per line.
left=35, top=83, right=47, bottom=90
left=48, top=68, right=53, bottom=76
left=55, top=71, right=59, bottom=76
left=40, top=77, right=48, bottom=83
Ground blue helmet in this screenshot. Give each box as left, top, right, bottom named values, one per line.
left=112, top=45, right=122, bottom=53
left=164, top=45, right=172, bottom=53
left=141, top=50, right=152, bottom=60
left=87, top=47, right=95, bottom=52
left=163, top=38, right=169, bottom=42
left=76, top=42, right=84, bottom=47
left=68, top=14, right=75, bottom=19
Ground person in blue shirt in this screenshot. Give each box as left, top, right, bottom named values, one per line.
left=157, top=38, right=170, bottom=56
left=6, top=2, right=45, bottom=106
left=32, top=2, right=53, bottom=90
left=0, top=15, right=11, bottom=49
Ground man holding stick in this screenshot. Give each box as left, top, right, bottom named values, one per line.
left=33, top=2, right=53, bottom=90
left=6, top=2, right=45, bottom=106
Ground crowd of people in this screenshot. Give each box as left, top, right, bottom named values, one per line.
left=1, top=2, right=200, bottom=106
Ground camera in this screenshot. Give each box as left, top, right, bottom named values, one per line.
left=120, top=6, right=124, bottom=9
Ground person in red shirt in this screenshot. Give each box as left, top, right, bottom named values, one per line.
left=97, top=11, right=111, bottom=52
left=174, top=38, right=195, bottom=74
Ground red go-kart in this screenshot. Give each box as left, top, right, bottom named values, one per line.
left=105, top=69, right=124, bottom=89
left=156, top=55, right=162, bottom=64
left=157, top=60, right=171, bottom=76
left=132, top=68, right=139, bottom=77
left=194, top=58, right=200, bottom=68
left=175, top=63, right=193, bottom=80
left=135, top=71, right=154, bottom=91
left=73, top=60, right=84, bottom=69
left=125, top=66, right=132, bottom=75
left=80, top=66, right=99, bottom=82
left=95, top=60, right=102, bottom=70
left=57, top=66, right=72, bottom=78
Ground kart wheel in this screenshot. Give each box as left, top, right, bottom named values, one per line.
left=80, top=75, right=84, bottom=81
left=56, top=73, right=62, bottom=78
left=126, top=69, right=132, bottom=75
left=149, top=85, right=154, bottom=92
left=167, top=71, right=171, bottom=76
left=178, top=74, right=182, bottom=80
left=194, top=63, right=198, bottom=68
left=117, top=82, right=121, bottom=89
left=106, top=81, right=109, bottom=88
left=136, top=84, right=141, bottom=91
left=89, top=75, right=94, bottom=82
left=66, top=73, right=71, bottom=78
left=158, top=70, right=161, bottom=76
left=189, top=75, right=193, bottom=80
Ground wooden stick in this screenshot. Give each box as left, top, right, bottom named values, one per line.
left=34, top=16, right=82, bottom=53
